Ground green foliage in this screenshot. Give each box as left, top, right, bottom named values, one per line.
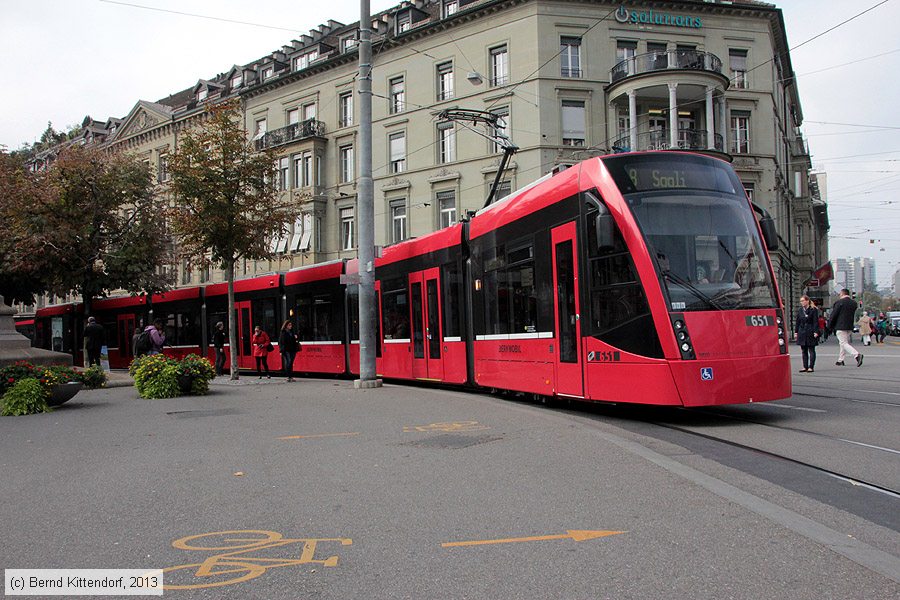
left=131, top=354, right=214, bottom=398
left=0, top=362, right=78, bottom=396
left=78, top=365, right=107, bottom=389
left=1, top=378, right=51, bottom=416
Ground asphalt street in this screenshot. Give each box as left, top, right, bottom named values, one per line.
left=1, top=341, right=898, bottom=599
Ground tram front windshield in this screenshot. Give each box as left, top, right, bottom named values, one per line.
left=603, top=154, right=777, bottom=311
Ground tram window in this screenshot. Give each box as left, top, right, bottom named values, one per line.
left=482, top=240, right=538, bottom=335
left=441, top=261, right=461, bottom=338
left=207, top=310, right=229, bottom=342
left=585, top=206, right=662, bottom=358
left=294, top=293, right=339, bottom=341
left=347, top=285, right=360, bottom=341
left=381, top=277, right=410, bottom=340
left=102, top=322, right=117, bottom=348
left=252, top=298, right=279, bottom=341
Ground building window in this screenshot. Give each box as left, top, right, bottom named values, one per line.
left=389, top=76, right=405, bottom=113
left=278, top=157, right=289, bottom=191
left=158, top=154, right=169, bottom=183
left=796, top=223, right=803, bottom=253
left=389, top=131, right=406, bottom=173
left=181, top=259, right=191, bottom=285
left=294, top=50, right=318, bottom=71
left=560, top=36, right=582, bottom=78
left=287, top=108, right=299, bottom=125
left=340, top=207, right=355, bottom=251
left=495, top=179, right=512, bottom=199
left=437, top=190, right=456, bottom=228
left=199, top=264, right=210, bottom=284
left=616, top=40, right=637, bottom=74
left=561, top=100, right=586, bottom=146
left=490, top=45, right=509, bottom=86
left=397, top=11, right=411, bottom=33
left=437, top=122, right=456, bottom=163
left=339, top=92, right=353, bottom=127
left=437, top=61, right=454, bottom=101
left=730, top=49, right=749, bottom=89
left=731, top=110, right=751, bottom=154
left=742, top=182, right=754, bottom=202
left=490, top=106, right=509, bottom=153
left=340, top=144, right=354, bottom=183
left=342, top=34, right=358, bottom=52
left=616, top=107, right=630, bottom=140
left=303, top=103, right=317, bottom=121
left=254, top=118, right=267, bottom=140
left=443, top=0, right=459, bottom=17
left=231, top=73, right=242, bottom=89
left=390, top=199, right=407, bottom=243
left=197, top=88, right=208, bottom=102
left=262, top=66, right=274, bottom=80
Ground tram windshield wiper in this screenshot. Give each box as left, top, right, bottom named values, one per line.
left=662, top=270, right=724, bottom=311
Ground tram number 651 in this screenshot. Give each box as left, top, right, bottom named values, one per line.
left=745, top=315, right=773, bottom=327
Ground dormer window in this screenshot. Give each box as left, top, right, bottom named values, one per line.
left=231, top=73, right=242, bottom=89
left=341, top=34, right=358, bottom=52
left=443, top=1, right=459, bottom=17
left=262, top=66, right=274, bottom=81
left=197, top=88, right=208, bottom=102
left=293, top=50, right=319, bottom=71
left=397, top=11, right=411, bottom=33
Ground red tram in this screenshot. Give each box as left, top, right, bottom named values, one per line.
left=31, top=152, right=791, bottom=406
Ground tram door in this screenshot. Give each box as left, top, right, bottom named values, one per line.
left=551, top=222, right=583, bottom=397
left=408, top=268, right=443, bottom=380
left=117, top=314, right=136, bottom=360
left=234, top=300, right=254, bottom=369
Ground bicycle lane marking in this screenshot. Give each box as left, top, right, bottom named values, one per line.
left=161, top=530, right=352, bottom=590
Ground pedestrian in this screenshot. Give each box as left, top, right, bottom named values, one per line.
left=794, top=295, right=820, bottom=373
left=278, top=320, right=299, bottom=382
left=251, top=325, right=271, bottom=379
left=827, top=288, right=862, bottom=367
left=131, top=325, right=142, bottom=357
left=83, top=316, right=105, bottom=367
left=817, top=309, right=828, bottom=343
left=858, top=313, right=874, bottom=346
left=144, top=319, right=166, bottom=355
left=212, top=321, right=227, bottom=376
left=875, top=314, right=888, bottom=344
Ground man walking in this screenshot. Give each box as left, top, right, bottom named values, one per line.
left=212, top=321, right=227, bottom=376
left=827, top=288, right=863, bottom=367
left=83, top=316, right=105, bottom=367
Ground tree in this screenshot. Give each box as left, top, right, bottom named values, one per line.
left=0, top=152, right=49, bottom=304
left=168, top=100, right=298, bottom=380
left=9, top=145, right=173, bottom=314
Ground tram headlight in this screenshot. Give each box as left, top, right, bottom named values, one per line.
left=681, top=342, right=691, bottom=352
left=778, top=338, right=785, bottom=346
left=777, top=327, right=784, bottom=337
left=776, top=316, right=783, bottom=326
left=673, top=320, right=685, bottom=330
left=676, top=331, right=688, bottom=342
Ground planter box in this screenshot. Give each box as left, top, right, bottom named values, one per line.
left=49, top=381, right=83, bottom=406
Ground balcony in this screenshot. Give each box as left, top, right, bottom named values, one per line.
left=612, top=129, right=724, bottom=153
left=255, top=119, right=327, bottom=151
left=611, top=50, right=723, bottom=84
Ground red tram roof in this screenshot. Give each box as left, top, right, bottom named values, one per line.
left=204, top=274, right=281, bottom=297
left=15, top=319, right=34, bottom=327
left=469, top=162, right=582, bottom=241
left=377, top=223, right=463, bottom=267
left=151, top=287, right=201, bottom=304
left=35, top=303, right=82, bottom=317
left=93, top=295, right=147, bottom=310
left=284, top=260, right=345, bottom=286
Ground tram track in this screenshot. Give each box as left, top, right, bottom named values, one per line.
left=650, top=420, right=900, bottom=500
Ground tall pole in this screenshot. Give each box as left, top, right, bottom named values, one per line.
left=355, top=0, right=381, bottom=388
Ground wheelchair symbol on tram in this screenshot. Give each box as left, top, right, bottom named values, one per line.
left=700, top=367, right=714, bottom=381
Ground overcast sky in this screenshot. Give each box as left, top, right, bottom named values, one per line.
left=2, top=0, right=898, bottom=288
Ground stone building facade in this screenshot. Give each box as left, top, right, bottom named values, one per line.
left=15, top=0, right=828, bottom=319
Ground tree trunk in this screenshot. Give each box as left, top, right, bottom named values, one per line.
left=226, top=257, right=239, bottom=380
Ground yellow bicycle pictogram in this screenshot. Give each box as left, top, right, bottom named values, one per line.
left=162, top=530, right=352, bottom=590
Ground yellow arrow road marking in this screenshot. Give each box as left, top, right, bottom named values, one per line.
left=278, top=432, right=360, bottom=440
left=441, top=529, right=625, bottom=548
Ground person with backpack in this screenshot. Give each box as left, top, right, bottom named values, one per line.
left=139, top=320, right=166, bottom=356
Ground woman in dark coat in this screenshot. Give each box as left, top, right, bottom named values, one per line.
left=794, top=294, right=821, bottom=373
left=278, top=320, right=299, bottom=382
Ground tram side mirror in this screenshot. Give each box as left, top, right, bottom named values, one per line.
left=759, top=216, right=778, bottom=251
left=595, top=213, right=616, bottom=252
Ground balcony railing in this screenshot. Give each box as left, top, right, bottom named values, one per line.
left=612, top=129, right=724, bottom=153
left=611, top=50, right=723, bottom=83
left=255, top=119, right=327, bottom=151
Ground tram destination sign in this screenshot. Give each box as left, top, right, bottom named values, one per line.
left=607, top=156, right=739, bottom=195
